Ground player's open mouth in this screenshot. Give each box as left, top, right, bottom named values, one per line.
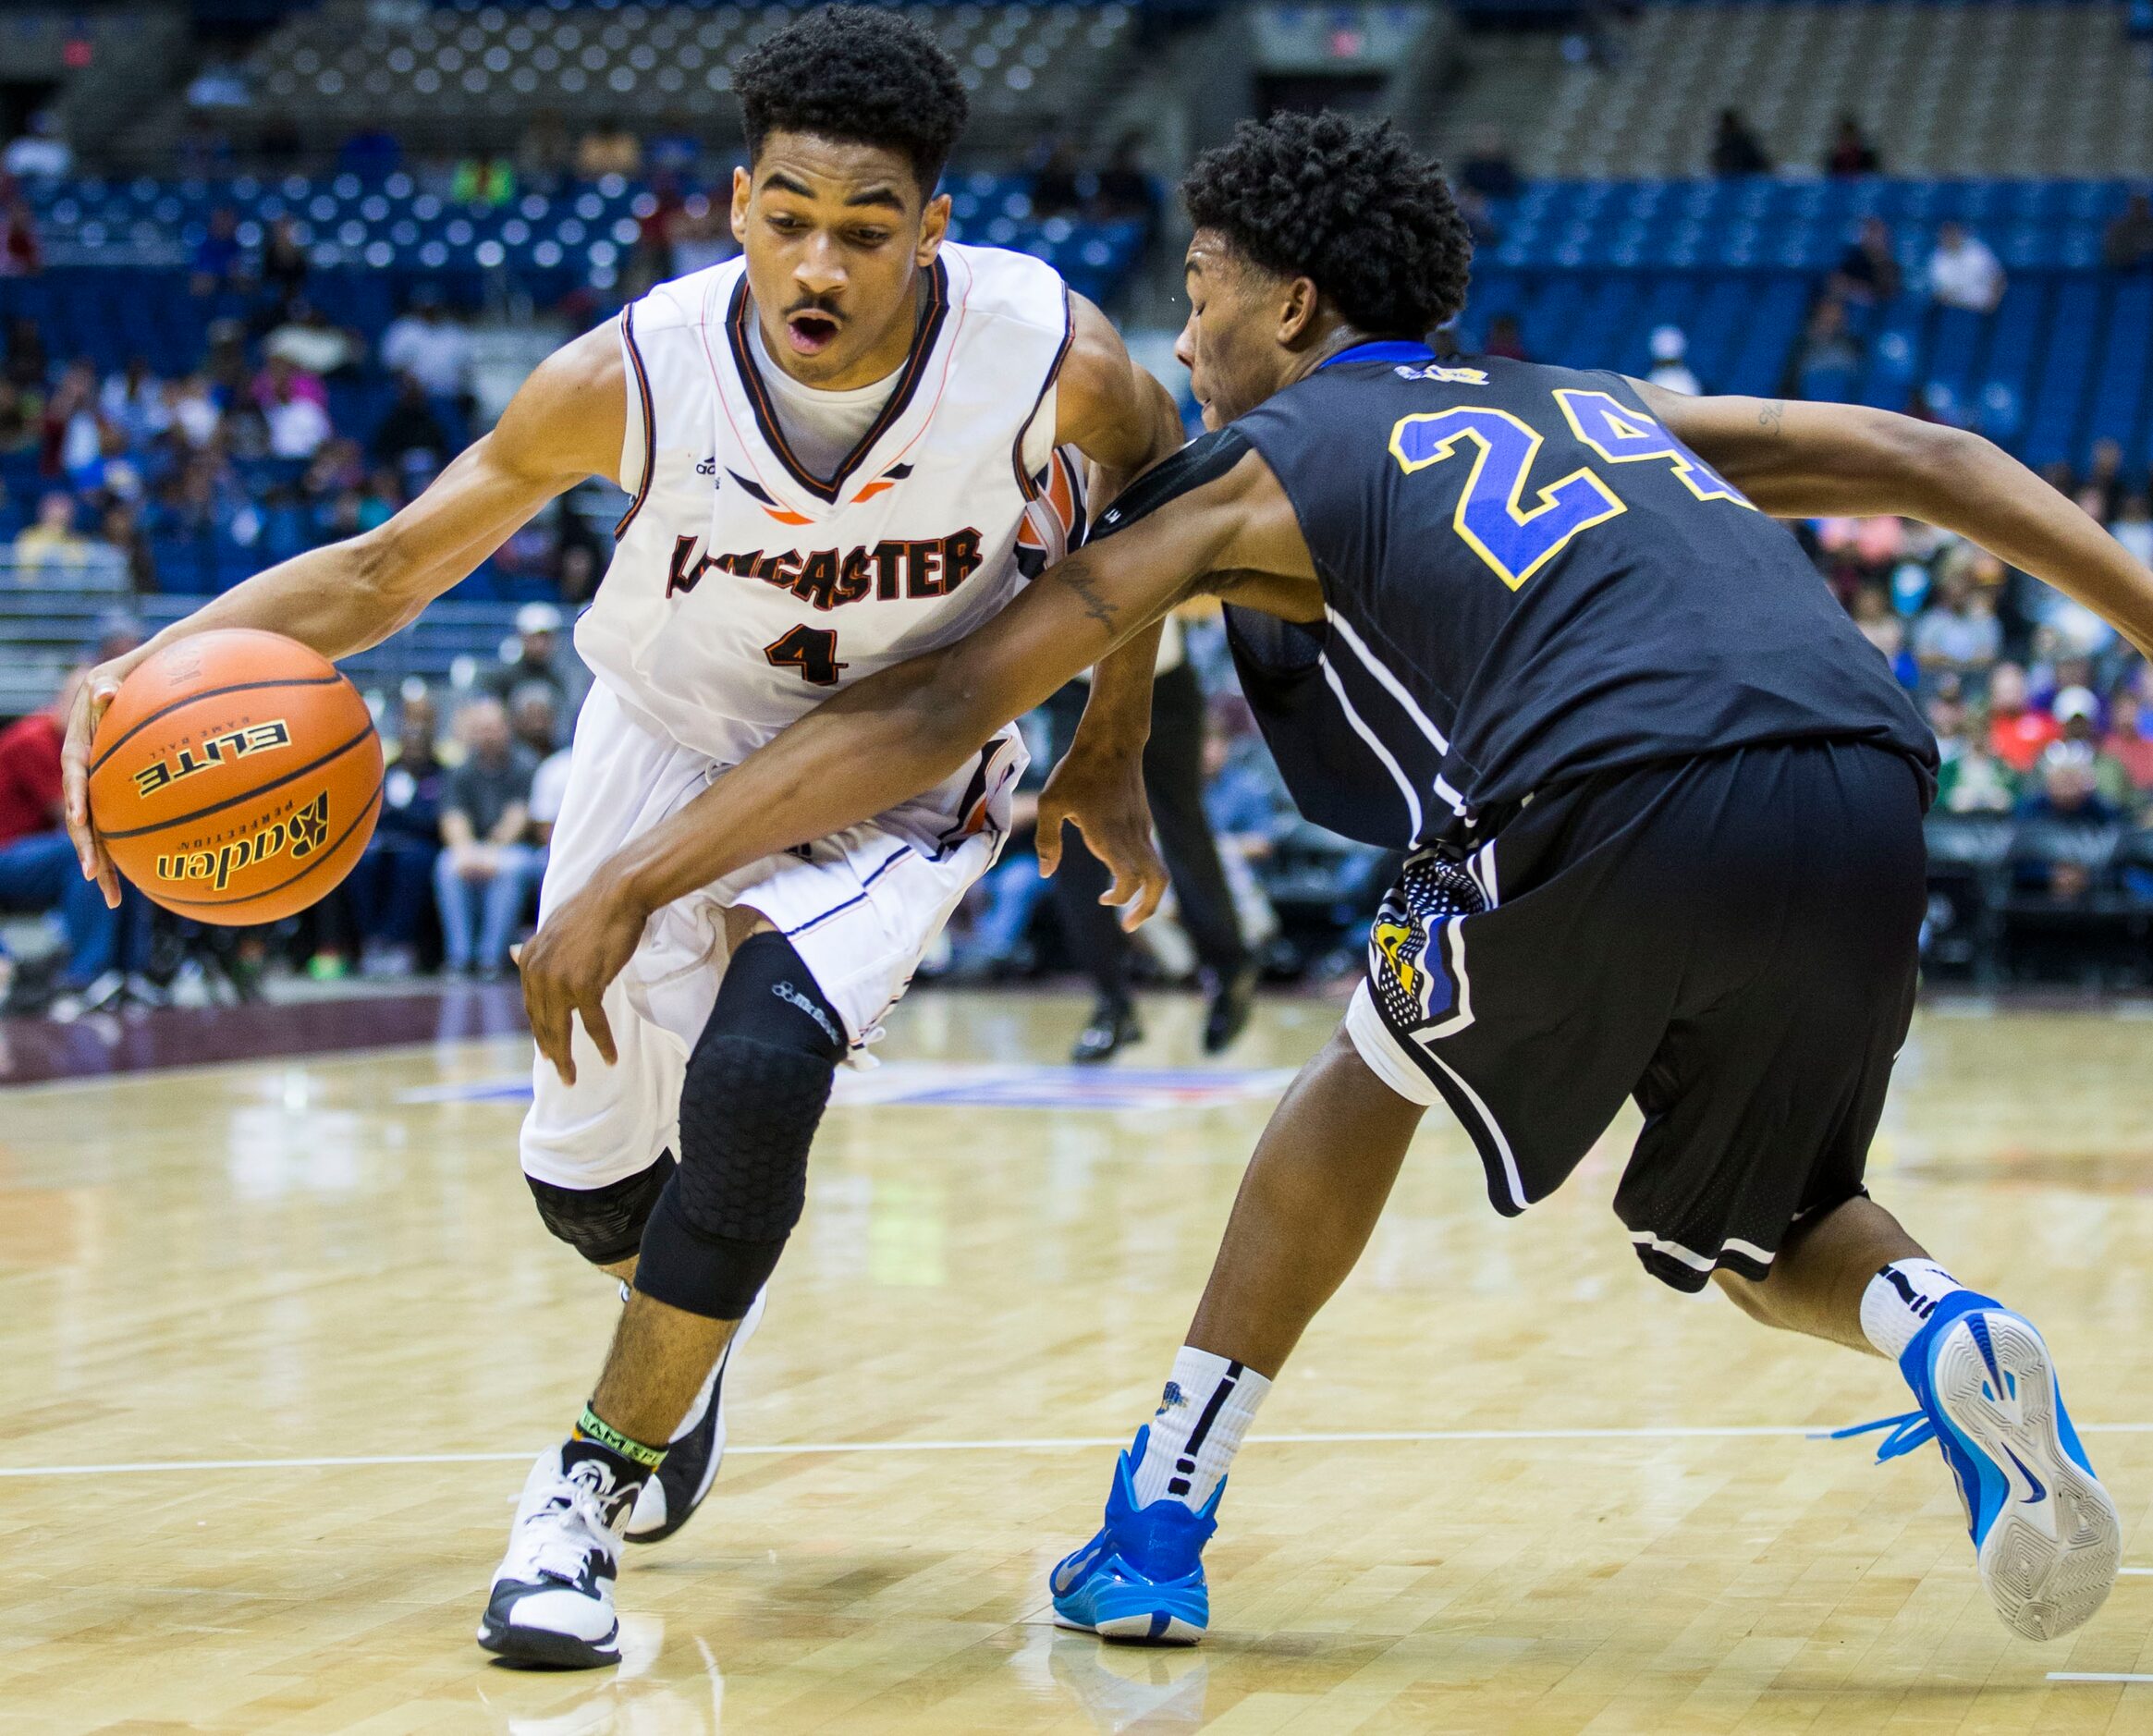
left=787, top=312, right=840, bottom=355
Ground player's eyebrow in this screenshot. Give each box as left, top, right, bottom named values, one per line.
left=761, top=169, right=906, bottom=214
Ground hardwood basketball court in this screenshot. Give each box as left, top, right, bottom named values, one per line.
left=2, top=989, right=2148, bottom=1731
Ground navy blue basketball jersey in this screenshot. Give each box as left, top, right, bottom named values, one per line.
left=1193, top=348, right=1936, bottom=850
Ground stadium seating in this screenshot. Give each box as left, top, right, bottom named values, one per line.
left=232, top=2, right=1138, bottom=157
left=19, top=168, right=1148, bottom=317
left=1489, top=3, right=2153, bottom=179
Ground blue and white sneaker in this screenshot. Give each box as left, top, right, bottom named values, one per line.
left=1049, top=1428, right=1220, bottom=1644
left=1834, top=1290, right=2122, bottom=1642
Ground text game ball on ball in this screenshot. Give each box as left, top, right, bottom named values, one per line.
left=87, top=629, right=385, bottom=924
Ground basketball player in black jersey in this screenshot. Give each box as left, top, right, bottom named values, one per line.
left=520, top=112, right=2153, bottom=1647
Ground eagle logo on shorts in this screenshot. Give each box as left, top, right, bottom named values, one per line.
left=1368, top=850, right=1487, bottom=1034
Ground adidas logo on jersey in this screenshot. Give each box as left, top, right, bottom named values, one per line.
left=667, top=530, right=985, bottom=610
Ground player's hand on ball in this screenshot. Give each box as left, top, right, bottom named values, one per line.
left=518, top=874, right=647, bottom=1085
left=62, top=649, right=153, bottom=910
left=1036, top=744, right=1169, bottom=932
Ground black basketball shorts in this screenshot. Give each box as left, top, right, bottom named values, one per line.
left=1346, top=738, right=1929, bottom=1291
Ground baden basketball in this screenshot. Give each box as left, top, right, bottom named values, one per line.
left=86, top=629, right=384, bottom=924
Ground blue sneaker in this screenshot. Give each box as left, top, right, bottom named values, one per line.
left=1833, top=1290, right=2121, bottom=1641
left=1050, top=1428, right=1219, bottom=1644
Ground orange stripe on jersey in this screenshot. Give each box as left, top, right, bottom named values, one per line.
left=1044, top=449, right=1078, bottom=539
left=852, top=480, right=895, bottom=502
left=764, top=507, right=813, bottom=526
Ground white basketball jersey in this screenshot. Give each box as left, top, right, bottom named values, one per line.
left=576, top=242, right=1085, bottom=766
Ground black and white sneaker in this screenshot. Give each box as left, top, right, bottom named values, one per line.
left=625, top=1287, right=767, bottom=1545
left=478, top=1443, right=637, bottom=1669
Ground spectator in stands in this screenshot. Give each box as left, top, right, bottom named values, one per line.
left=1911, top=560, right=2002, bottom=682
left=667, top=194, right=734, bottom=277
left=1831, top=217, right=1902, bottom=306
left=483, top=601, right=585, bottom=715
left=261, top=216, right=310, bottom=308
left=1931, top=687, right=2018, bottom=813
left=509, top=682, right=562, bottom=760
left=1793, top=296, right=1861, bottom=398
left=266, top=300, right=360, bottom=383
left=2016, top=740, right=2120, bottom=900
left=1824, top=115, right=1882, bottom=178
left=434, top=697, right=541, bottom=978
left=350, top=687, right=446, bottom=977
left=99, top=500, right=153, bottom=593
left=1645, top=325, right=1700, bottom=396
left=451, top=155, right=517, bottom=212
left=372, top=373, right=448, bottom=472
left=1029, top=138, right=1083, bottom=219
left=576, top=120, right=642, bottom=179
left=1709, top=108, right=1771, bottom=177
left=2, top=113, right=70, bottom=183
left=2103, top=687, right=2153, bottom=800
left=0, top=183, right=41, bottom=279
left=2086, top=437, right=2126, bottom=520
left=190, top=206, right=246, bottom=299
left=518, top=112, right=573, bottom=188
left=41, top=359, right=97, bottom=478
left=15, top=491, right=89, bottom=570
left=0, top=666, right=133, bottom=1000
left=1927, top=221, right=2005, bottom=313
left=2110, top=494, right=2153, bottom=568
left=100, top=358, right=169, bottom=447
left=1987, top=662, right=2061, bottom=774
left=2049, top=686, right=2138, bottom=813
left=1459, top=126, right=1522, bottom=202
left=2104, top=192, right=2153, bottom=273
left=1850, top=584, right=1912, bottom=682
left=380, top=287, right=472, bottom=434
left=1483, top=313, right=1527, bottom=361
left=167, top=373, right=220, bottom=451
left=1093, top=133, right=1159, bottom=227
left=258, top=356, right=330, bottom=460
left=557, top=540, right=600, bottom=607
left=529, top=724, right=573, bottom=850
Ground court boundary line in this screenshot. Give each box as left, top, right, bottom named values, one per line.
left=2049, top=1673, right=2153, bottom=1683
left=5, top=1422, right=2153, bottom=1478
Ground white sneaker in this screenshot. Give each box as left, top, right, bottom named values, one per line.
left=477, top=1443, right=637, bottom=1669
left=625, top=1288, right=767, bottom=1544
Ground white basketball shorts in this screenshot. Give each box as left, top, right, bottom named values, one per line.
left=519, top=681, right=1026, bottom=1191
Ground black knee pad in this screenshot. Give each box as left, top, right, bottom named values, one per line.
left=528, top=1150, right=675, bottom=1267
left=634, top=932, right=843, bottom=1320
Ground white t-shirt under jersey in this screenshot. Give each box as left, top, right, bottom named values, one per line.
left=747, top=317, right=901, bottom=483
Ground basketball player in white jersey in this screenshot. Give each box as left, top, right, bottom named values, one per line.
left=60, top=6, right=1184, bottom=1669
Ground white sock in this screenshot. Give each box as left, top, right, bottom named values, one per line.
left=1860, top=1259, right=1970, bottom=1361
left=1131, top=1347, right=1271, bottom=1510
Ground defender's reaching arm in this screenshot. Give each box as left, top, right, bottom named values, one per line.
left=1029, top=293, right=1191, bottom=907
left=61, top=325, right=626, bottom=903
left=1635, top=382, right=2153, bottom=660
left=519, top=439, right=1310, bottom=1081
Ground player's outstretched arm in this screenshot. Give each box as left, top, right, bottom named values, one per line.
left=1033, top=294, right=1190, bottom=920
left=63, top=324, right=625, bottom=901
left=519, top=443, right=1306, bottom=1083
left=1636, top=381, right=2153, bottom=661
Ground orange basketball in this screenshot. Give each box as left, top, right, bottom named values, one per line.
left=87, top=629, right=384, bottom=925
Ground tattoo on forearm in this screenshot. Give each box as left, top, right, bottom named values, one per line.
left=1057, top=557, right=1120, bottom=632
left=1758, top=400, right=1787, bottom=434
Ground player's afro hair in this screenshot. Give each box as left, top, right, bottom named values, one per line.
left=735, top=6, right=969, bottom=196
left=1181, top=112, right=1474, bottom=339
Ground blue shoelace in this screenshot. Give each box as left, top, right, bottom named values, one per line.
left=1825, top=1410, right=1937, bottom=1462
